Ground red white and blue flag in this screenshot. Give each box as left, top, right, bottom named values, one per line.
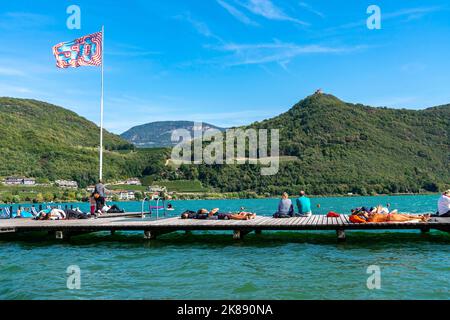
left=52, top=31, right=102, bottom=68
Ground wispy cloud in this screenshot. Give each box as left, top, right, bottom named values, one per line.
left=299, top=2, right=325, bottom=19
left=209, top=41, right=366, bottom=67
left=174, top=12, right=223, bottom=42
left=108, top=43, right=161, bottom=57
left=183, top=109, right=277, bottom=127
left=327, top=6, right=443, bottom=32
left=384, top=6, right=443, bottom=20
left=0, top=12, right=54, bottom=30
left=368, top=96, right=420, bottom=108
left=237, top=0, right=309, bottom=26
left=217, top=0, right=259, bottom=26
left=0, top=67, right=26, bottom=77
left=0, top=84, right=33, bottom=95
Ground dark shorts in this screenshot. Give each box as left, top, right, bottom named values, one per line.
left=432, top=211, right=450, bottom=217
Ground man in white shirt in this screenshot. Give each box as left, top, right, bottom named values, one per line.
left=437, top=190, right=450, bottom=217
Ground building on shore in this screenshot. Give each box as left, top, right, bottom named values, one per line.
left=148, top=185, right=167, bottom=193
left=125, top=178, right=142, bottom=186
left=107, top=190, right=136, bottom=201
left=4, top=177, right=36, bottom=186
left=55, top=180, right=78, bottom=189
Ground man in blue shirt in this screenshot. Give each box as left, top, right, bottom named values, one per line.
left=296, top=191, right=312, bottom=217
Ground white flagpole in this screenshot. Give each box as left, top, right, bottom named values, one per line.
left=99, top=25, right=104, bottom=181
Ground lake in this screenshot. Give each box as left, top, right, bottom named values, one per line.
left=0, top=195, right=449, bottom=300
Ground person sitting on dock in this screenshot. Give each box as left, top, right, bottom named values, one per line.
left=436, top=190, right=450, bottom=217
left=296, top=191, right=312, bottom=217
left=273, top=192, right=294, bottom=218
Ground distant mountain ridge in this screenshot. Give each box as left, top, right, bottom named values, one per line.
left=121, top=121, right=225, bottom=148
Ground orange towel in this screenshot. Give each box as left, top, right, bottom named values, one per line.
left=349, top=215, right=367, bottom=224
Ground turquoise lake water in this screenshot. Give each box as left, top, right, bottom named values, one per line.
left=0, top=195, right=449, bottom=300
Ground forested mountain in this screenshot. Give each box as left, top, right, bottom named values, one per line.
left=173, top=93, right=450, bottom=195
left=121, top=121, right=225, bottom=148
left=1, top=94, right=449, bottom=195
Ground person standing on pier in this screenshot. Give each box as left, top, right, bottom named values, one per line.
left=296, top=191, right=313, bottom=217
left=94, top=180, right=106, bottom=213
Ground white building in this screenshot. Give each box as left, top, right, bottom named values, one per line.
left=148, top=185, right=167, bottom=192
left=4, top=177, right=35, bottom=185
left=126, top=178, right=142, bottom=186
left=108, top=190, right=135, bottom=201
left=55, top=180, right=78, bottom=189
left=23, top=178, right=36, bottom=185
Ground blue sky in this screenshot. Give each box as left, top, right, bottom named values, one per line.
left=0, top=0, right=449, bottom=133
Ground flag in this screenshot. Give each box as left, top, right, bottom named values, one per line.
left=52, top=31, right=102, bottom=68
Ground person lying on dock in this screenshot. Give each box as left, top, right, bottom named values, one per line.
left=34, top=208, right=90, bottom=220
left=181, top=208, right=219, bottom=219
left=349, top=206, right=430, bottom=223
left=229, top=211, right=257, bottom=220
left=181, top=208, right=256, bottom=220
left=100, top=204, right=125, bottom=215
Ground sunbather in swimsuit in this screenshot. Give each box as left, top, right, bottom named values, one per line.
left=367, top=212, right=430, bottom=223
left=350, top=205, right=430, bottom=223
left=34, top=208, right=89, bottom=220
left=181, top=208, right=256, bottom=220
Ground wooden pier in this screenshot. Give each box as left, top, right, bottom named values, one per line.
left=0, top=214, right=449, bottom=241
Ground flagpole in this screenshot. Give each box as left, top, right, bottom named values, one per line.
left=99, top=25, right=104, bottom=181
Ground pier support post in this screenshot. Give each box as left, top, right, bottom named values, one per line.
left=111, top=230, right=116, bottom=236
left=185, top=230, right=192, bottom=235
left=144, top=230, right=175, bottom=240
left=144, top=230, right=156, bottom=240
left=336, top=229, right=346, bottom=242
left=420, top=227, right=430, bottom=234
left=233, top=230, right=251, bottom=240
left=55, top=231, right=68, bottom=240
left=255, top=230, right=262, bottom=235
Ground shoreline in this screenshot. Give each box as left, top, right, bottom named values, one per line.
left=0, top=191, right=440, bottom=205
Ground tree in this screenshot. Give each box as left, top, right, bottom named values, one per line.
left=35, top=193, right=44, bottom=203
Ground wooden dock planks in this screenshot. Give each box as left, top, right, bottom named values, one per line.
left=0, top=213, right=449, bottom=240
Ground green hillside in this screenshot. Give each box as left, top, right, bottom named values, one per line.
left=1, top=94, right=449, bottom=196
left=177, top=93, right=450, bottom=195
left=0, top=98, right=168, bottom=187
